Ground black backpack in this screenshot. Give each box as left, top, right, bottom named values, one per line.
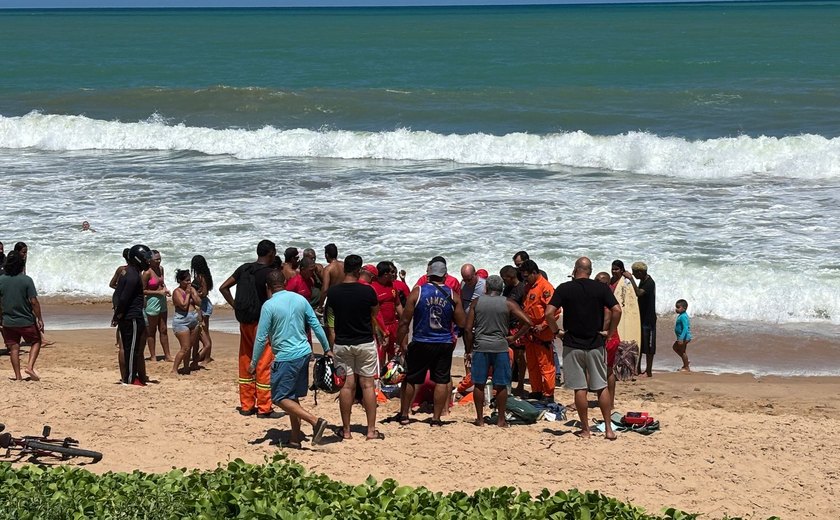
left=310, top=355, right=345, bottom=405
left=234, top=263, right=268, bottom=324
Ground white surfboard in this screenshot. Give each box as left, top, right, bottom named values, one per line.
left=614, top=278, right=642, bottom=347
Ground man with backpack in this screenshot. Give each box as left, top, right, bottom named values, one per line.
left=219, top=240, right=282, bottom=419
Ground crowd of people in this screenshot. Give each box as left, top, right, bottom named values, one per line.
left=1, top=237, right=696, bottom=443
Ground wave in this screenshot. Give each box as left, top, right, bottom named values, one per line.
left=2, top=111, right=840, bottom=179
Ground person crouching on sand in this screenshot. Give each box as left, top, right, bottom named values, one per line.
left=673, top=299, right=692, bottom=372
left=171, top=269, right=203, bottom=375
left=464, top=275, right=532, bottom=427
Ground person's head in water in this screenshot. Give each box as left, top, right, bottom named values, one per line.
left=675, top=299, right=688, bottom=314
left=595, top=272, right=611, bottom=285
left=81, top=220, right=93, bottom=232
left=191, top=255, right=213, bottom=291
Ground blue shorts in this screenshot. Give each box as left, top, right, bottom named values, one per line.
left=270, top=354, right=311, bottom=403
left=470, top=351, right=512, bottom=388
left=172, top=311, right=198, bottom=334
left=201, top=297, right=213, bottom=316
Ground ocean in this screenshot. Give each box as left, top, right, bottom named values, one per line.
left=1, top=2, right=839, bottom=372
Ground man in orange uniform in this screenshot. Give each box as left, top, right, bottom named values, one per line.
left=219, top=240, right=282, bottom=419
left=518, top=259, right=556, bottom=402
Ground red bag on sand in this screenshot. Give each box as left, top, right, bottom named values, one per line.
left=622, top=411, right=654, bottom=426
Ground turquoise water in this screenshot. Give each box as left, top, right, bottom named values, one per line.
left=1, top=3, right=839, bottom=137
left=1, top=2, right=839, bottom=344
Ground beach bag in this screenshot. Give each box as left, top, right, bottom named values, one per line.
left=613, top=340, right=639, bottom=381
left=234, top=263, right=268, bottom=324
left=311, top=355, right=345, bottom=405
left=499, top=395, right=544, bottom=424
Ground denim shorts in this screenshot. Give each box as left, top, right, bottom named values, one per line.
left=200, top=297, right=213, bottom=316
left=271, top=354, right=311, bottom=403
left=172, top=311, right=198, bottom=334
left=470, top=351, right=512, bottom=387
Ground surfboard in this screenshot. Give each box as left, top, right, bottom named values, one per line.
left=614, top=278, right=642, bottom=348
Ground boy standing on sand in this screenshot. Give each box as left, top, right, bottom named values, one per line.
left=673, top=299, right=692, bottom=372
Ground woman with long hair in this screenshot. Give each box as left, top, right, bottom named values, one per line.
left=190, top=255, right=214, bottom=363
left=143, top=250, right=172, bottom=362
left=171, top=269, right=202, bottom=375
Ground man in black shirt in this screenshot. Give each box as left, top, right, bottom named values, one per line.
left=501, top=264, right=528, bottom=397
left=111, top=244, right=151, bottom=386
left=624, top=261, right=656, bottom=378
left=325, top=254, right=382, bottom=440
left=545, top=257, right=622, bottom=440
left=219, top=239, right=280, bottom=418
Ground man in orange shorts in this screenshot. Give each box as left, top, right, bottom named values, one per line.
left=219, top=240, right=282, bottom=419
left=518, top=260, right=556, bottom=402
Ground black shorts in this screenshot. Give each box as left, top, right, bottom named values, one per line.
left=640, top=325, right=656, bottom=355
left=405, top=341, right=454, bottom=385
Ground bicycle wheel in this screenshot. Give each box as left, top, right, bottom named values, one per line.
left=27, top=440, right=103, bottom=463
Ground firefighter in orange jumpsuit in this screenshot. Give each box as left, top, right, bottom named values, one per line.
left=519, top=259, right=556, bottom=401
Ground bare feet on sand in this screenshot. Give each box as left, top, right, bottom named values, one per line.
left=25, top=367, right=40, bottom=381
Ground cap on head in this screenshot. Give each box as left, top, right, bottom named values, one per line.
left=363, top=264, right=378, bottom=276
left=427, top=261, right=447, bottom=278
left=631, top=261, right=648, bottom=272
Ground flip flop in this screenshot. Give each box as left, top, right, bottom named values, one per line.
left=312, top=418, right=328, bottom=445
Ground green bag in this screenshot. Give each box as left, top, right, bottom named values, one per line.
left=494, top=395, right=544, bottom=424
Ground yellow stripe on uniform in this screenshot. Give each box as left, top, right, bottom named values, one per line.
left=238, top=378, right=255, bottom=384
left=255, top=383, right=272, bottom=390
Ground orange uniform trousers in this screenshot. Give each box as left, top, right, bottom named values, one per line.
left=524, top=338, right=556, bottom=398
left=238, top=322, right=274, bottom=414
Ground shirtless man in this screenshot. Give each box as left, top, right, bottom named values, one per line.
left=318, top=243, right=344, bottom=348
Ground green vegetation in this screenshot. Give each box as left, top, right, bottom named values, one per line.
left=0, top=455, right=774, bottom=520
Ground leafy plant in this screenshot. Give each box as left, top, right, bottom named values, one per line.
left=0, top=455, right=775, bottom=520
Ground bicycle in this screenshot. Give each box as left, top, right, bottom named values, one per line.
left=0, top=423, right=102, bottom=464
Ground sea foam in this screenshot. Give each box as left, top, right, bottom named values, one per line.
left=1, top=112, right=839, bottom=179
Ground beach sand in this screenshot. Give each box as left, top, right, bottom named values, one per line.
left=1, top=305, right=839, bottom=519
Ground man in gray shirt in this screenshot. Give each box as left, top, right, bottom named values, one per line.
left=464, top=275, right=532, bottom=427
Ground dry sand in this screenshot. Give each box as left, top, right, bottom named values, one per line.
left=1, top=319, right=839, bottom=519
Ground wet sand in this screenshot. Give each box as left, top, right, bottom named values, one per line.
left=2, top=309, right=839, bottom=518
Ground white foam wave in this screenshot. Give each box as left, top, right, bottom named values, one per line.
left=2, top=112, right=840, bottom=179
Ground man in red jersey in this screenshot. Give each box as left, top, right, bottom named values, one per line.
left=370, top=261, right=403, bottom=365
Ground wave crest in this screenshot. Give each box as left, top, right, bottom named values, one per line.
left=1, top=111, right=839, bottom=178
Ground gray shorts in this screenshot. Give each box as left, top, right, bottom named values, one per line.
left=334, top=341, right=378, bottom=378
left=562, top=346, right=608, bottom=391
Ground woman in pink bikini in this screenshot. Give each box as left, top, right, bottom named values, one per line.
left=143, top=250, right=172, bottom=362
left=171, top=269, right=203, bottom=375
